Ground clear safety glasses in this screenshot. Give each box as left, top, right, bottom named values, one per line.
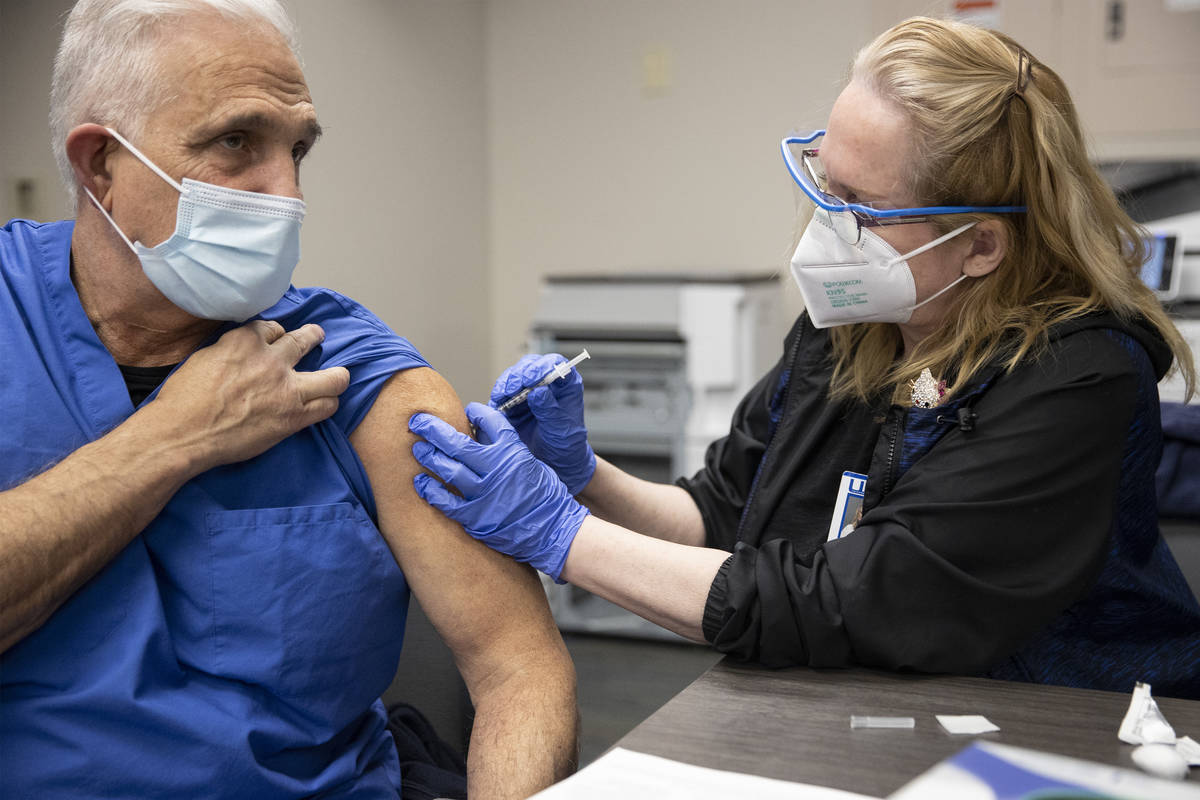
left=781, top=130, right=1027, bottom=245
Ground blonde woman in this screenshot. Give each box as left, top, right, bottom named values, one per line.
left=411, top=17, right=1200, bottom=698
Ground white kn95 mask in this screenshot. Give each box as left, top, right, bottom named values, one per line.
left=789, top=211, right=976, bottom=328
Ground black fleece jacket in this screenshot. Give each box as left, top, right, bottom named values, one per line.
left=679, top=312, right=1200, bottom=697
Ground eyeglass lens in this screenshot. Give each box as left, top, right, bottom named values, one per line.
left=801, top=149, right=861, bottom=245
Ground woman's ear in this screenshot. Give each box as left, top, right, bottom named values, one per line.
left=65, top=124, right=119, bottom=207
left=962, top=219, right=1007, bottom=278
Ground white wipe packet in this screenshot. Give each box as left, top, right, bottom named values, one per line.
left=1176, top=736, right=1200, bottom=767
left=1119, top=682, right=1178, bottom=745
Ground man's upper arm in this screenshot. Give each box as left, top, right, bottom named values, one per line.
left=348, top=367, right=570, bottom=690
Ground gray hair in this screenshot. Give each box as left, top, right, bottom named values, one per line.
left=50, top=0, right=300, bottom=205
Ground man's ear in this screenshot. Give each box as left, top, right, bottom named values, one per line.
left=962, top=219, right=1008, bottom=278
left=65, top=124, right=119, bottom=207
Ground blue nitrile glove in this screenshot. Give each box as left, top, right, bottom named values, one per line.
left=490, top=353, right=596, bottom=495
left=409, top=402, right=590, bottom=583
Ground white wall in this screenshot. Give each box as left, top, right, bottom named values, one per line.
left=484, top=0, right=878, bottom=373
left=287, top=0, right=490, bottom=400
left=0, top=1, right=74, bottom=224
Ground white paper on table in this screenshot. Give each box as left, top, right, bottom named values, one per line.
left=528, top=747, right=881, bottom=800
left=936, top=714, right=1000, bottom=735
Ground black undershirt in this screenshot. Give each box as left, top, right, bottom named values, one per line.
left=118, top=363, right=177, bottom=407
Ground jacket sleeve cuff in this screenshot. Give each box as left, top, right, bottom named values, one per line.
left=701, top=554, right=737, bottom=643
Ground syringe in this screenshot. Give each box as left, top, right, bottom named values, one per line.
left=495, top=350, right=591, bottom=414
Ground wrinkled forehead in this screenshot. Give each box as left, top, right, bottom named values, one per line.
left=144, top=10, right=312, bottom=129
left=820, top=80, right=915, bottom=205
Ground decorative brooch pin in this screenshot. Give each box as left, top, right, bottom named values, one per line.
left=909, top=368, right=947, bottom=409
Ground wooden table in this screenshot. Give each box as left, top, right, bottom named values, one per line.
left=615, top=659, right=1200, bottom=798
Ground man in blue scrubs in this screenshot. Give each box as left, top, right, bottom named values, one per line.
left=0, top=1, right=577, bottom=797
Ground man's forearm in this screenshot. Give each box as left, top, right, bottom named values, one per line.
left=465, top=650, right=579, bottom=798
left=577, top=457, right=706, bottom=547
left=0, top=404, right=202, bottom=654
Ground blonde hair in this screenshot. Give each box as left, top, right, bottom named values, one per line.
left=827, top=17, right=1195, bottom=404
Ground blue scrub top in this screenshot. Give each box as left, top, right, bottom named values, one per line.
left=0, top=219, right=429, bottom=798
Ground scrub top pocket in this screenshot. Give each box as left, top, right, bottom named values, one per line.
left=202, top=502, right=407, bottom=709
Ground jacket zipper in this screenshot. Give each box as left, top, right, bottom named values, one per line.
left=734, top=323, right=806, bottom=542
left=879, top=406, right=905, bottom=500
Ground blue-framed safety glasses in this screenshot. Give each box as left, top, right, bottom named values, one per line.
left=781, top=130, right=1027, bottom=245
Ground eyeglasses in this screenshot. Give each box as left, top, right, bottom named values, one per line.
left=781, top=130, right=1027, bottom=245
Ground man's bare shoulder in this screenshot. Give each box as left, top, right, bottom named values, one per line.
left=354, top=366, right=468, bottom=441
left=346, top=364, right=565, bottom=678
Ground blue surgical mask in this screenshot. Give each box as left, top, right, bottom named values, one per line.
left=83, top=127, right=306, bottom=322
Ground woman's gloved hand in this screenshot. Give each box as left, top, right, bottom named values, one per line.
left=490, top=354, right=596, bottom=495
left=409, top=402, right=590, bottom=583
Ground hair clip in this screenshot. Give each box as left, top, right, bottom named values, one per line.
left=1013, top=49, right=1033, bottom=99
